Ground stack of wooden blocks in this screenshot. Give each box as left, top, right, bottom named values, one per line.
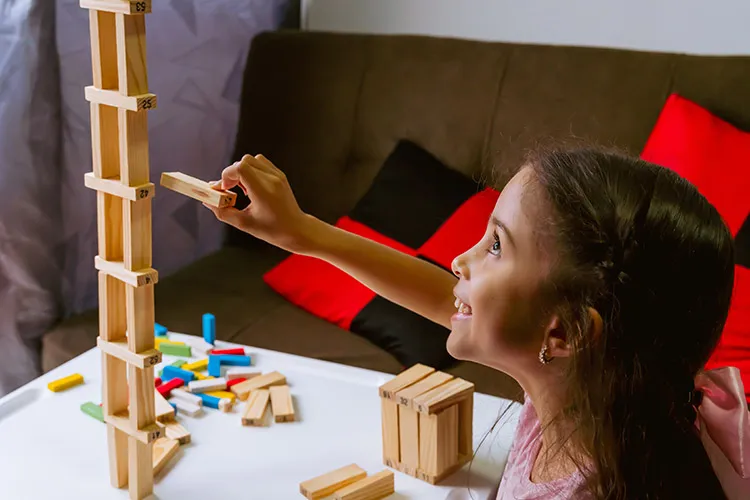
left=80, top=0, right=161, bottom=499
left=379, top=364, right=474, bottom=484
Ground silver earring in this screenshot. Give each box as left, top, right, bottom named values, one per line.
left=538, top=345, right=552, bottom=365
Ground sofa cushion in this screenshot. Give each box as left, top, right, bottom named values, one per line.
left=264, top=140, right=487, bottom=369
left=641, top=93, right=750, bottom=401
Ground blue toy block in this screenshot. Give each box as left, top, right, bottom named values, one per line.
left=169, top=402, right=177, bottom=411
left=208, top=356, right=222, bottom=378
left=196, top=392, right=221, bottom=409
left=213, top=354, right=251, bottom=367
left=202, top=313, right=216, bottom=345
left=154, top=323, right=168, bottom=337
left=161, top=366, right=196, bottom=383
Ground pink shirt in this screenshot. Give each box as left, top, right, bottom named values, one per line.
left=496, top=397, right=593, bottom=500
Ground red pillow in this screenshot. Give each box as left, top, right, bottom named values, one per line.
left=641, top=93, right=750, bottom=400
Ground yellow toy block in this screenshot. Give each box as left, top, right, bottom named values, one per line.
left=48, top=373, right=84, bottom=392
left=205, top=390, right=236, bottom=401
left=182, top=359, right=208, bottom=372
left=154, top=337, right=185, bottom=347
left=193, top=372, right=213, bottom=380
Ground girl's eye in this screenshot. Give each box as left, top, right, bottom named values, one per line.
left=488, top=233, right=502, bottom=256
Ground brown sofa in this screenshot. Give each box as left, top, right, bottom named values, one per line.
left=42, top=31, right=750, bottom=401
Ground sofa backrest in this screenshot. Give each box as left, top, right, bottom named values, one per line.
left=231, top=31, right=750, bottom=224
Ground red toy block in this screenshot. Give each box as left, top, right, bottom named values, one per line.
left=225, top=377, right=246, bottom=389
left=209, top=347, right=245, bottom=355
left=157, top=378, right=184, bottom=397
left=155, top=377, right=162, bottom=387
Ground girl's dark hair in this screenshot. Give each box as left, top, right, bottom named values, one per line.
left=526, top=148, right=734, bottom=499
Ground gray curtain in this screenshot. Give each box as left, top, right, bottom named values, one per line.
left=0, top=0, right=63, bottom=395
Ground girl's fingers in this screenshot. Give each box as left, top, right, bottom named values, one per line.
left=253, top=154, right=283, bottom=176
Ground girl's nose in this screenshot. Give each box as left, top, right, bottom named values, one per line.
left=452, top=253, right=470, bottom=280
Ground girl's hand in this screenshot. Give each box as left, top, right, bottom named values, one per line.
left=205, top=154, right=314, bottom=253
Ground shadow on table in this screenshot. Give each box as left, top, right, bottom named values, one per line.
left=0, top=388, right=41, bottom=423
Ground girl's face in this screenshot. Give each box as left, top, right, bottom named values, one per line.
left=449, top=167, right=554, bottom=376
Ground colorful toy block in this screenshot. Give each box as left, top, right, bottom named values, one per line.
left=181, top=358, right=208, bottom=372
left=154, top=377, right=162, bottom=387
left=209, top=347, right=245, bottom=355
left=154, top=337, right=185, bottom=347
left=204, top=390, right=236, bottom=402
left=170, top=388, right=203, bottom=407
left=48, top=373, right=84, bottom=392
left=80, top=401, right=104, bottom=422
left=154, top=323, right=168, bottom=337
left=202, top=313, right=216, bottom=345
left=161, top=366, right=196, bottom=383
left=225, top=377, right=247, bottom=389
left=187, top=378, right=226, bottom=393
left=158, top=343, right=192, bottom=357
left=157, top=378, right=185, bottom=398
left=208, top=355, right=222, bottom=377
left=195, top=392, right=222, bottom=409
left=169, top=397, right=202, bottom=417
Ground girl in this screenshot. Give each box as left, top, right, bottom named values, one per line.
left=206, top=148, right=749, bottom=499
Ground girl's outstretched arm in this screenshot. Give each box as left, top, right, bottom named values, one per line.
left=206, top=154, right=457, bottom=330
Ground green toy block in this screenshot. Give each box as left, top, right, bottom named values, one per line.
left=81, top=402, right=104, bottom=423
left=160, top=359, right=187, bottom=377
left=158, top=343, right=192, bottom=357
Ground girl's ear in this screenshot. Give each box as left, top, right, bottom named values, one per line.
left=544, top=307, right=602, bottom=359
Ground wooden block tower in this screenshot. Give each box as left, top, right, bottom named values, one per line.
left=81, top=1, right=161, bottom=498
left=378, top=364, right=474, bottom=484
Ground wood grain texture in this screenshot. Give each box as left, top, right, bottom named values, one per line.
left=154, top=389, right=175, bottom=422
left=95, top=256, right=157, bottom=287
left=115, top=13, right=148, bottom=94
left=128, top=436, right=153, bottom=499
left=160, top=172, right=237, bottom=208
left=97, top=192, right=123, bottom=261
left=129, top=365, right=156, bottom=430
left=381, top=399, right=400, bottom=466
left=269, top=385, right=295, bottom=423
left=398, top=405, right=419, bottom=476
left=125, top=284, right=154, bottom=353
left=98, top=272, right=126, bottom=341
left=97, top=337, right=161, bottom=368
left=82, top=0, right=152, bottom=15
left=86, top=173, right=154, bottom=202
left=163, top=421, right=191, bottom=445
left=107, top=425, right=128, bottom=488
left=299, top=464, right=367, bottom=500
left=123, top=199, right=152, bottom=271
left=231, top=371, right=286, bottom=401
left=241, top=389, right=270, bottom=426
left=88, top=9, right=118, bottom=89
left=378, top=364, right=435, bottom=400
left=419, top=405, right=458, bottom=476
left=332, top=470, right=395, bottom=500
left=90, top=103, right=120, bottom=178
left=458, top=396, right=473, bottom=457
left=395, top=371, right=453, bottom=409
left=86, top=86, right=156, bottom=111
left=118, top=108, right=149, bottom=186
left=105, top=412, right=162, bottom=444
left=413, top=378, right=474, bottom=415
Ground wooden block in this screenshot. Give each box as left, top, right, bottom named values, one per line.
left=241, top=389, right=270, bottom=426
left=168, top=398, right=202, bottom=417
left=415, top=455, right=471, bottom=485
left=85, top=173, right=154, bottom=202
left=419, top=405, right=458, bottom=476
left=160, top=172, right=237, bottom=208
left=88, top=9, right=118, bottom=89
left=99, top=272, right=126, bottom=341
left=154, top=338, right=185, bottom=347
left=90, top=104, right=120, bottom=179
left=269, top=385, right=295, bottom=423
left=85, top=86, right=156, bottom=111
left=115, top=13, right=149, bottom=95
left=333, top=470, right=395, bottom=500
left=129, top=365, right=156, bottom=430
left=118, top=109, right=150, bottom=188
left=97, top=337, right=161, bottom=368
left=158, top=343, right=192, bottom=357
left=231, top=371, right=286, bottom=401
left=106, top=424, right=129, bottom=488
left=95, top=256, right=157, bottom=287
left=204, top=390, right=236, bottom=402
left=180, top=336, right=214, bottom=356
left=395, top=371, right=453, bottom=409
left=381, top=399, right=400, bottom=467
left=154, top=389, right=175, bottom=422
left=105, top=412, right=162, bottom=443
left=193, top=372, right=210, bottom=381
left=170, top=388, right=203, bottom=407
left=379, top=364, right=435, bottom=400
left=97, top=192, right=123, bottom=261
left=226, top=368, right=260, bottom=380
left=413, top=378, right=474, bottom=415
left=163, top=420, right=190, bottom=445
left=187, top=378, right=227, bottom=393
left=299, top=464, right=367, bottom=500
left=218, top=398, right=233, bottom=413
left=458, top=396, right=473, bottom=457
left=123, top=199, right=152, bottom=271
left=398, top=405, right=419, bottom=475
left=81, top=0, right=152, bottom=15
left=152, top=437, right=179, bottom=476
left=47, top=373, right=84, bottom=392
left=126, top=285, right=155, bottom=352
left=181, top=358, right=208, bottom=372
left=129, top=436, right=153, bottom=499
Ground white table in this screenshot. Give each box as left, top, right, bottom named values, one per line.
left=0, top=333, right=521, bottom=499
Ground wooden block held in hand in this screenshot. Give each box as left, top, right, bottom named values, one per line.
left=269, top=385, right=295, bottom=423
left=241, top=389, right=270, bottom=426
left=299, top=464, right=367, bottom=500
left=160, top=172, right=236, bottom=208
left=333, top=470, right=395, bottom=500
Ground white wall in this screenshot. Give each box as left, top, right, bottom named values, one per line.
left=302, top=0, right=750, bottom=55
